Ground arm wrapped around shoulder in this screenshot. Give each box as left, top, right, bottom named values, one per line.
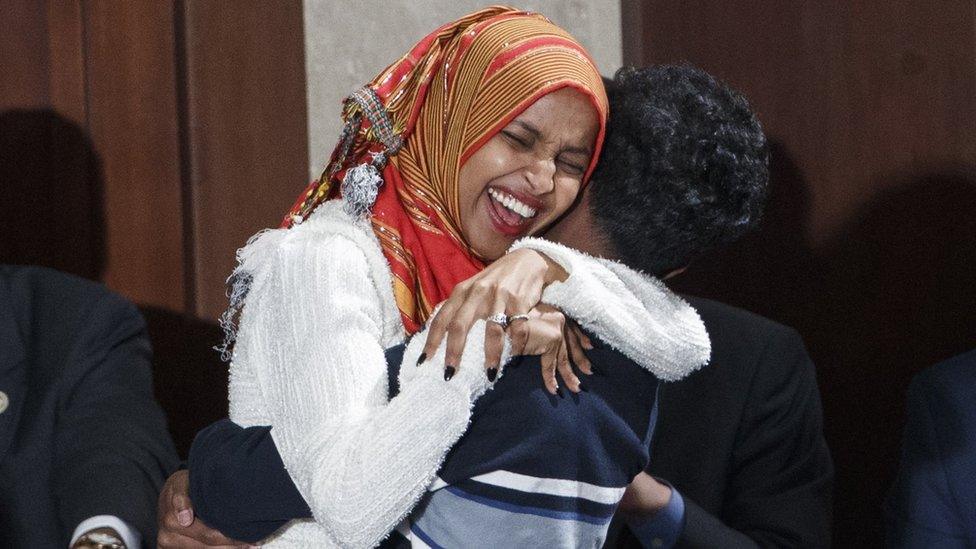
left=509, top=237, right=710, bottom=381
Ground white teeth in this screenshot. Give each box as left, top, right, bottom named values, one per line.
left=489, top=188, right=537, bottom=218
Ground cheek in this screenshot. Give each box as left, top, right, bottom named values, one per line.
left=475, top=140, right=518, bottom=176
left=458, top=140, right=518, bottom=202
left=456, top=163, right=487, bottom=211
left=548, top=176, right=583, bottom=219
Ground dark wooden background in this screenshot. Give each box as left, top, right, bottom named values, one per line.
left=3, top=1, right=975, bottom=546
left=622, top=1, right=976, bottom=546
left=1, top=0, right=308, bottom=318
left=0, top=0, right=308, bottom=471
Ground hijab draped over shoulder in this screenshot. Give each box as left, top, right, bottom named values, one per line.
left=285, top=6, right=608, bottom=334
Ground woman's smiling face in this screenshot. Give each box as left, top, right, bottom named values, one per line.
left=457, top=87, right=600, bottom=261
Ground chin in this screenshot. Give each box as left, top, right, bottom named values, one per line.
left=468, top=236, right=509, bottom=262
left=478, top=244, right=508, bottom=262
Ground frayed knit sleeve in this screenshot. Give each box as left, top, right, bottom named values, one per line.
left=234, top=228, right=501, bottom=547
left=509, top=237, right=711, bottom=381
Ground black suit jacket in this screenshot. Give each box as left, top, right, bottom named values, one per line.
left=611, top=296, right=833, bottom=548
left=0, top=266, right=179, bottom=547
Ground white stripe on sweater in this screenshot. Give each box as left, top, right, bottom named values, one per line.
left=431, top=470, right=626, bottom=505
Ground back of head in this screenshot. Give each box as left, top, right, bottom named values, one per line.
left=589, top=65, right=768, bottom=276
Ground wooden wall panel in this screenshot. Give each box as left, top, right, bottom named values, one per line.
left=1, top=1, right=50, bottom=110
left=3, top=1, right=308, bottom=316
left=0, top=0, right=86, bottom=122
left=1, top=1, right=100, bottom=279
left=0, top=0, right=85, bottom=121
left=44, top=1, right=87, bottom=125
left=2, top=0, right=309, bottom=463
left=623, top=1, right=976, bottom=545
left=624, top=0, right=976, bottom=245
left=180, top=0, right=308, bottom=319
left=82, top=2, right=185, bottom=310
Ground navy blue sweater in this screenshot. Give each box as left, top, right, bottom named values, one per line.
left=189, top=340, right=658, bottom=544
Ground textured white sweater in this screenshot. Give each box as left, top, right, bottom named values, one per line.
left=227, top=200, right=710, bottom=547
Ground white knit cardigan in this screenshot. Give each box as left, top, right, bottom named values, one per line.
left=227, top=200, right=710, bottom=547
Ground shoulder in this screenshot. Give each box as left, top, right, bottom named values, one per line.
left=1, top=265, right=141, bottom=337
left=291, top=199, right=380, bottom=252
left=893, top=350, right=976, bottom=527
left=670, top=296, right=820, bottom=419
left=912, top=349, right=976, bottom=394
left=232, top=201, right=401, bottom=339
left=685, top=295, right=800, bottom=344
left=684, top=296, right=807, bottom=371
left=908, top=349, right=976, bottom=420
left=240, top=201, right=386, bottom=278
left=0, top=265, right=145, bottom=379
left=233, top=201, right=392, bottom=299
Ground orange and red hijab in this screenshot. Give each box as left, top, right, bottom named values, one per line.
left=284, top=6, right=607, bottom=334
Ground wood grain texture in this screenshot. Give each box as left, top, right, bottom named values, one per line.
left=0, top=0, right=86, bottom=122
left=0, top=0, right=50, bottom=110
left=45, top=0, right=87, bottom=126
left=82, top=1, right=185, bottom=309
left=626, top=0, right=976, bottom=244
left=180, top=0, right=308, bottom=319
left=623, top=1, right=976, bottom=544
left=0, top=1, right=99, bottom=279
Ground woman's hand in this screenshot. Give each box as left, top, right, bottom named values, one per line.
left=508, top=304, right=594, bottom=394
left=422, top=247, right=568, bottom=373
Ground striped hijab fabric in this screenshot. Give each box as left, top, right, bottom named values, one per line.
left=286, top=6, right=608, bottom=333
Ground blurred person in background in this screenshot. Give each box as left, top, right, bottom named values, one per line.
left=885, top=349, right=976, bottom=548
left=0, top=265, right=179, bottom=548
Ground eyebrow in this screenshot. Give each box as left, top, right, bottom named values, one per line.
left=511, top=120, right=592, bottom=157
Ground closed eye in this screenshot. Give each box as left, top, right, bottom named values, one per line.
left=558, top=157, right=585, bottom=176
left=502, top=130, right=531, bottom=149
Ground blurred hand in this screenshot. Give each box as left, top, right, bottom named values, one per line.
left=70, top=527, right=124, bottom=549
left=157, top=470, right=250, bottom=548
left=617, top=472, right=673, bottom=519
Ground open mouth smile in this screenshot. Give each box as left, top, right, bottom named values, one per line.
left=486, top=187, right=541, bottom=237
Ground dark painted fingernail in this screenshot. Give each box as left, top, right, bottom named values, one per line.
left=444, top=365, right=456, bottom=381
left=590, top=365, right=602, bottom=375
left=556, top=387, right=564, bottom=398
left=578, top=382, right=588, bottom=392
left=417, top=352, right=427, bottom=366
left=487, top=367, right=498, bottom=382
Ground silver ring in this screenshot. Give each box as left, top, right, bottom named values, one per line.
left=486, top=313, right=509, bottom=329
left=508, top=313, right=530, bottom=323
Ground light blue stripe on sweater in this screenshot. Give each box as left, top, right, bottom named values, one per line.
left=444, top=485, right=612, bottom=525
left=407, top=480, right=611, bottom=548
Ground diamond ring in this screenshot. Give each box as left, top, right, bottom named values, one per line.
left=508, top=313, right=530, bottom=323
left=486, top=313, right=509, bottom=329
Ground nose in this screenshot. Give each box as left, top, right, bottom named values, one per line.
left=522, top=157, right=556, bottom=195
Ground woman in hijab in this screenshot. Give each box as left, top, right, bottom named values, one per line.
left=220, top=7, right=707, bottom=546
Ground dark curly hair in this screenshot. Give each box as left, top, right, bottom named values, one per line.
left=589, top=65, right=769, bottom=276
